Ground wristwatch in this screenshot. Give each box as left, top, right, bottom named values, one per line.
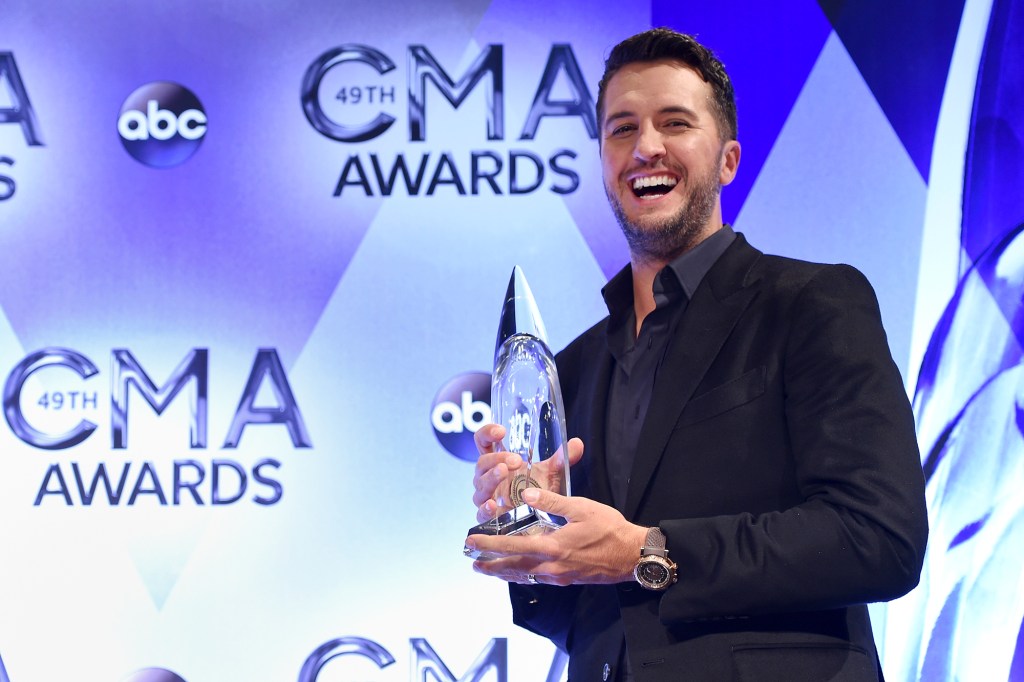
left=634, top=527, right=678, bottom=591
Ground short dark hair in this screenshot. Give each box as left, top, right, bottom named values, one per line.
left=596, top=28, right=737, bottom=142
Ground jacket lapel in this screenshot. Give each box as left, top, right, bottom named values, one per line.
left=623, top=234, right=762, bottom=520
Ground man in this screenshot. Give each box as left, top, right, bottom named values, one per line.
left=465, top=28, right=928, bottom=681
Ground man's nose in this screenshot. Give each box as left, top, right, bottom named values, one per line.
left=633, top=127, right=666, bottom=163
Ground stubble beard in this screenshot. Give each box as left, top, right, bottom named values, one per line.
left=606, top=162, right=722, bottom=264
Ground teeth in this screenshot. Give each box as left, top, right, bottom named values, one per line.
left=632, top=175, right=678, bottom=191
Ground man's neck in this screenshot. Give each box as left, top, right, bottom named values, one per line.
left=629, top=222, right=723, bottom=336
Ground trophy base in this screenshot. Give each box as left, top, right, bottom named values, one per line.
left=464, top=504, right=567, bottom=561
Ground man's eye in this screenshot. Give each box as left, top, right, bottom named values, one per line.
left=611, top=125, right=635, bottom=136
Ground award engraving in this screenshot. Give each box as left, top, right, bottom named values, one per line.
left=465, top=267, right=571, bottom=560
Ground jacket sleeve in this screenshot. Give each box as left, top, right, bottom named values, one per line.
left=509, top=583, right=582, bottom=652
left=657, top=264, right=928, bottom=623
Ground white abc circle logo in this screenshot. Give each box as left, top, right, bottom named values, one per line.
left=117, top=81, right=207, bottom=168
left=432, top=390, right=491, bottom=435
left=118, top=100, right=207, bottom=142
left=431, top=372, right=492, bottom=462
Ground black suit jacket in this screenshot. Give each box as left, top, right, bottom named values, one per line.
left=510, top=234, right=928, bottom=681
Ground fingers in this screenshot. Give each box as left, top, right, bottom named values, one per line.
left=471, top=426, right=585, bottom=521
left=470, top=552, right=573, bottom=587
left=471, top=454, right=506, bottom=506
left=539, top=437, right=584, bottom=474
left=473, top=423, right=506, bottom=455
left=566, top=437, right=584, bottom=467
left=473, top=426, right=525, bottom=510
left=476, top=502, right=492, bottom=524
left=471, top=556, right=536, bottom=584
left=472, top=451, right=523, bottom=507
left=476, top=498, right=503, bottom=524
left=467, top=534, right=550, bottom=566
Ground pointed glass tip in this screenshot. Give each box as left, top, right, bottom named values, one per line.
left=495, top=266, right=550, bottom=358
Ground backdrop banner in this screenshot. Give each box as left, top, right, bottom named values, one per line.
left=0, top=1, right=1014, bottom=680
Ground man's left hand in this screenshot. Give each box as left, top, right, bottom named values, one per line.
left=466, top=487, right=648, bottom=586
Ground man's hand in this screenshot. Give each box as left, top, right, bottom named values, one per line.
left=465, top=487, right=648, bottom=586
left=472, top=424, right=583, bottom=524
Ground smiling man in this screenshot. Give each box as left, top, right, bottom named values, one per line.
left=467, top=28, right=928, bottom=682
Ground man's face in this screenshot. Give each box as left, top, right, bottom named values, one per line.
left=600, top=59, right=739, bottom=262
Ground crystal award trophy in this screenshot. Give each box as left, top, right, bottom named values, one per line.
left=464, top=266, right=571, bottom=560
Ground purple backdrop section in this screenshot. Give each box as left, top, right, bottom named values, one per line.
left=651, top=0, right=831, bottom=225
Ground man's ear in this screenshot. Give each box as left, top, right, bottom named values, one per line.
left=719, top=140, right=741, bottom=186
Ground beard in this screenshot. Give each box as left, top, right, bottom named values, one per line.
left=605, top=161, right=721, bottom=263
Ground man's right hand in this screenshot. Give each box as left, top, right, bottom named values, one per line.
left=471, top=423, right=584, bottom=524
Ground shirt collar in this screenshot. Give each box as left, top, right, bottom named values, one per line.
left=602, top=224, right=737, bottom=318
left=663, top=223, right=736, bottom=298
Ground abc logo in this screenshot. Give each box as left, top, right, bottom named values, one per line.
left=431, top=372, right=491, bottom=462
left=118, top=82, right=207, bottom=168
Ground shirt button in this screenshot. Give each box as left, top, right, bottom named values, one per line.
left=603, top=662, right=612, bottom=681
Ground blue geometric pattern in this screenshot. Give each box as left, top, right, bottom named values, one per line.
left=962, top=0, right=1024, bottom=263
left=818, top=0, right=967, bottom=183
left=879, top=1, right=1024, bottom=679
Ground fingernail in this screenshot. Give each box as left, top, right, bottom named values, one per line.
left=522, top=488, right=539, bottom=504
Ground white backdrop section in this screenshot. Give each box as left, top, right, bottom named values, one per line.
left=292, top=193, right=610, bottom=682
left=0, top=0, right=651, bottom=680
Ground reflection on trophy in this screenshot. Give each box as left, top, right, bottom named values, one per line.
left=465, top=267, right=571, bottom=561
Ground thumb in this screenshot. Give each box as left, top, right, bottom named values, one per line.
left=521, top=486, right=572, bottom=518
left=566, top=437, right=584, bottom=467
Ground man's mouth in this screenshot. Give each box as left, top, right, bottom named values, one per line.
left=631, top=174, right=678, bottom=199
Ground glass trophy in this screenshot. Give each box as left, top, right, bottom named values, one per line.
left=465, top=266, right=571, bottom=560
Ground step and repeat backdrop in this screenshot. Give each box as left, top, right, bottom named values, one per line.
left=1, top=0, right=1021, bottom=680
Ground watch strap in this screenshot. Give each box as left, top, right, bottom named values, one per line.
left=641, top=526, right=669, bottom=558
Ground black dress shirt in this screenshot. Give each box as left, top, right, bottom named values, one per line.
left=603, top=225, right=737, bottom=510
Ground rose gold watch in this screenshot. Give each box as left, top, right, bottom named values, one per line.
left=633, top=527, right=678, bottom=591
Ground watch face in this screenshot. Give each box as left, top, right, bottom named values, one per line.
left=639, top=560, right=669, bottom=587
